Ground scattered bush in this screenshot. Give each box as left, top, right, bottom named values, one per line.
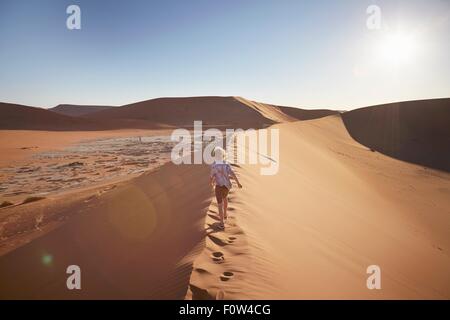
left=0, top=201, right=14, bottom=208
left=22, top=196, right=45, bottom=204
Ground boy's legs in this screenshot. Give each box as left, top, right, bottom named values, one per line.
left=215, top=186, right=225, bottom=226
left=217, top=200, right=224, bottom=225
left=223, top=197, right=228, bottom=220
left=222, top=187, right=230, bottom=220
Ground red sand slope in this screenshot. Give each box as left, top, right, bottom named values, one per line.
left=0, top=162, right=211, bottom=299
left=188, top=115, right=450, bottom=299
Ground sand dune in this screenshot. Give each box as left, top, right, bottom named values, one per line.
left=0, top=161, right=211, bottom=299
left=87, top=96, right=337, bottom=128
left=187, top=115, right=450, bottom=299
left=279, top=105, right=340, bottom=121
left=0, top=103, right=169, bottom=131
left=1, top=97, right=337, bottom=131
left=233, top=97, right=296, bottom=123
left=0, top=98, right=448, bottom=299
left=85, top=96, right=279, bottom=129
left=342, top=98, right=450, bottom=172
left=1, top=114, right=448, bottom=299
left=0, top=102, right=102, bottom=131
left=50, top=104, right=113, bottom=117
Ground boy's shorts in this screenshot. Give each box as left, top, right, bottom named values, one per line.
left=214, top=185, right=229, bottom=204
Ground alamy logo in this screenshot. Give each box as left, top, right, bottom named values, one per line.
left=366, top=265, right=381, bottom=290
left=66, top=265, right=81, bottom=290
left=366, top=5, right=382, bottom=30
left=171, top=121, right=279, bottom=175
left=66, top=5, right=81, bottom=30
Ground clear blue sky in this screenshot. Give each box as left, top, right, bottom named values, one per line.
left=0, top=0, right=449, bottom=109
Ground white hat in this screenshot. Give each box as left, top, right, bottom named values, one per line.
left=214, top=146, right=227, bottom=161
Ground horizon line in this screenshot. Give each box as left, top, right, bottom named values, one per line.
left=1, top=95, right=449, bottom=112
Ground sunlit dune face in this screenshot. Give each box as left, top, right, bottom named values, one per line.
left=377, top=31, right=418, bottom=66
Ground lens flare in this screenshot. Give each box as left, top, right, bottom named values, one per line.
left=107, top=185, right=159, bottom=241
left=41, top=254, right=53, bottom=266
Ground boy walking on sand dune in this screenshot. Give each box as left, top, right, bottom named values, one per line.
left=210, top=147, right=242, bottom=230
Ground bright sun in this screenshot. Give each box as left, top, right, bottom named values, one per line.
left=377, top=31, right=418, bottom=66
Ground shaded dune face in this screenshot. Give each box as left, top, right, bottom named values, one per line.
left=0, top=162, right=211, bottom=299
left=342, top=98, right=450, bottom=172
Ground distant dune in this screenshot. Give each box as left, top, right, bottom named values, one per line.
left=0, top=102, right=157, bottom=131
left=0, top=102, right=101, bottom=131
left=86, top=96, right=339, bottom=128
left=50, top=104, right=113, bottom=117
left=342, top=98, right=450, bottom=172
left=1, top=97, right=448, bottom=171
left=279, top=105, right=340, bottom=121
left=85, top=96, right=281, bottom=128
left=233, top=97, right=296, bottom=123
left=0, top=96, right=337, bottom=131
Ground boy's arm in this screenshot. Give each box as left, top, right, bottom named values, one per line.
left=210, top=167, right=216, bottom=187
left=229, top=167, right=242, bottom=188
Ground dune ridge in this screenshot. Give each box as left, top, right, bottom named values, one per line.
left=233, top=96, right=296, bottom=123
left=187, top=115, right=450, bottom=299
left=86, top=96, right=279, bottom=128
